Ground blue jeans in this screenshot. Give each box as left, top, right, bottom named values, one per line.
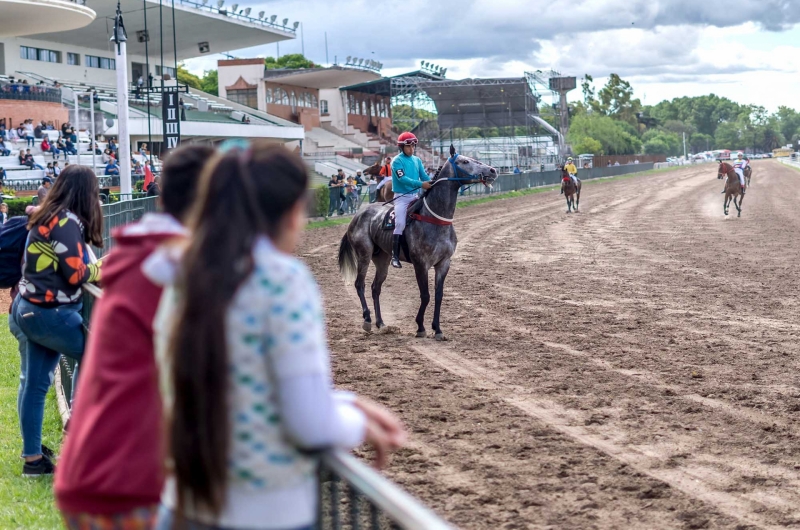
left=26, top=136, right=34, bottom=147
left=155, top=506, right=313, bottom=530
left=8, top=296, right=30, bottom=435
left=15, top=298, right=85, bottom=457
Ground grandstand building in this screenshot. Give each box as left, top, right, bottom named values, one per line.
left=0, top=0, right=304, bottom=185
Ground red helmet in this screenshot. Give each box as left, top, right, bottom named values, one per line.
left=397, top=132, right=418, bottom=147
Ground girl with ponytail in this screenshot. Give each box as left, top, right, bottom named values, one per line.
left=153, top=141, right=405, bottom=530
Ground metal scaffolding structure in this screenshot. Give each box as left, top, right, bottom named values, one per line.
left=395, top=70, right=569, bottom=171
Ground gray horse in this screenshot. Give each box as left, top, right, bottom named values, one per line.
left=338, top=146, right=497, bottom=340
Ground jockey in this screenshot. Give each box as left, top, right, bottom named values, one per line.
left=561, top=157, right=579, bottom=194
left=391, top=132, right=431, bottom=269
left=722, top=152, right=748, bottom=193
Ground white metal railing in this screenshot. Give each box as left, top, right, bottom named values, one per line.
left=779, top=157, right=800, bottom=169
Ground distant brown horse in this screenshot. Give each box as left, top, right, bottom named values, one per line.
left=363, top=160, right=395, bottom=202
left=718, top=162, right=745, bottom=217
left=560, top=167, right=581, bottom=213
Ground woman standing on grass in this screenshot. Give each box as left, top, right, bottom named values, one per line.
left=13, top=165, right=103, bottom=477
left=153, top=141, right=405, bottom=530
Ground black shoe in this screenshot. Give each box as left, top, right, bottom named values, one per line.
left=22, top=454, right=55, bottom=477
left=391, top=235, right=402, bottom=269
left=41, top=444, right=55, bottom=459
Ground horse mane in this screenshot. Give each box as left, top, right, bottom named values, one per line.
left=432, top=164, right=445, bottom=180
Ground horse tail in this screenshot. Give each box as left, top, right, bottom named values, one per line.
left=338, top=233, right=358, bottom=284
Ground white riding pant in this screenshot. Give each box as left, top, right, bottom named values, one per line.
left=570, top=175, right=579, bottom=187
left=734, top=168, right=745, bottom=186
left=392, top=193, right=418, bottom=235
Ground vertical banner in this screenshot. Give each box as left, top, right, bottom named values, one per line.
left=162, top=85, right=181, bottom=150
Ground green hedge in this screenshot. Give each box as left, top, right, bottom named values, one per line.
left=310, top=185, right=330, bottom=218
left=5, top=197, right=34, bottom=217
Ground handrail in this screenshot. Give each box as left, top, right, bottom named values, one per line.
left=321, top=451, right=452, bottom=530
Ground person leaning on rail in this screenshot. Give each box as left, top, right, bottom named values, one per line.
left=151, top=140, right=407, bottom=530
left=55, top=145, right=214, bottom=530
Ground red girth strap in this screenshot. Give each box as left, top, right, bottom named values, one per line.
left=410, top=213, right=452, bottom=226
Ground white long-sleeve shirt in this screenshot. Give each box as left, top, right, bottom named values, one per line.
left=153, top=237, right=365, bottom=529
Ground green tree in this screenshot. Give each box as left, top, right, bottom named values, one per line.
left=572, top=136, right=603, bottom=155
left=596, top=74, right=642, bottom=125
left=177, top=64, right=201, bottom=89
left=568, top=114, right=641, bottom=155
left=264, top=54, right=320, bottom=70
left=199, top=69, right=218, bottom=96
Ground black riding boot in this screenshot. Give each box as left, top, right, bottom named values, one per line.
left=391, top=235, right=402, bottom=269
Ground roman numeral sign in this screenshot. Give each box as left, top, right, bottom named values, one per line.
left=162, top=86, right=181, bottom=150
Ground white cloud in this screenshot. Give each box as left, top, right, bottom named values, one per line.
left=184, top=0, right=800, bottom=109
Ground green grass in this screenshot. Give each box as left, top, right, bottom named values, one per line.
left=306, top=216, right=355, bottom=230
left=0, top=318, right=63, bottom=529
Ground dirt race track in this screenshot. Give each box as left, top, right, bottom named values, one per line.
left=303, top=160, right=800, bottom=530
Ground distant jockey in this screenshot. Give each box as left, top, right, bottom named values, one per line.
left=722, top=152, right=748, bottom=194
left=561, top=157, right=579, bottom=194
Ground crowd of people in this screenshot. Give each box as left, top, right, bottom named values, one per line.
left=6, top=141, right=406, bottom=530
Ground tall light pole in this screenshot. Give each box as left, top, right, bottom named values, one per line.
left=111, top=1, right=132, bottom=195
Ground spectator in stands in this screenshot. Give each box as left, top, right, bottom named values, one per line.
left=23, top=149, right=44, bottom=170
left=136, top=75, right=144, bottom=99
left=0, top=203, right=7, bottom=224
left=0, top=168, right=6, bottom=182
left=139, top=143, right=148, bottom=159
left=0, top=138, right=10, bottom=156
left=93, top=142, right=102, bottom=155
left=7, top=126, right=19, bottom=142
left=65, top=137, right=78, bottom=157
left=104, top=160, right=120, bottom=176
left=24, top=120, right=35, bottom=147
left=133, top=161, right=144, bottom=176
left=41, top=136, right=59, bottom=159
left=46, top=121, right=55, bottom=131
left=108, top=138, right=117, bottom=155
left=45, top=163, right=54, bottom=178
left=0, top=123, right=6, bottom=139
left=151, top=141, right=405, bottom=530
left=55, top=145, right=213, bottom=529
left=38, top=177, right=53, bottom=203
left=61, top=122, right=69, bottom=137
left=346, top=176, right=360, bottom=213
left=34, top=122, right=43, bottom=140
left=53, top=161, right=61, bottom=177
left=614, top=161, right=620, bottom=166
left=513, top=166, right=521, bottom=174
left=101, top=148, right=112, bottom=164
left=607, top=161, right=612, bottom=167
left=14, top=165, right=104, bottom=476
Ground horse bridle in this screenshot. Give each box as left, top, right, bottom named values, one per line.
left=417, top=152, right=490, bottom=224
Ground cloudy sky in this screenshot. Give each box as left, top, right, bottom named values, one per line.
left=185, top=0, right=800, bottom=111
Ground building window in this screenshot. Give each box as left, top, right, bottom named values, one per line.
left=348, top=95, right=355, bottom=114
left=302, top=93, right=312, bottom=108
left=265, top=88, right=273, bottom=104
left=228, top=88, right=258, bottom=109
left=67, top=52, right=80, bottom=66
left=86, top=55, right=116, bottom=69
left=20, top=46, right=60, bottom=63
left=320, top=99, right=328, bottom=114
left=312, top=95, right=319, bottom=109
left=155, top=65, right=176, bottom=78
left=290, top=92, right=297, bottom=109
left=370, top=100, right=376, bottom=116
left=361, top=101, right=367, bottom=115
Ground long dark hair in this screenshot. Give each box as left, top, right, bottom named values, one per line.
left=28, top=165, right=103, bottom=247
left=168, top=141, right=309, bottom=517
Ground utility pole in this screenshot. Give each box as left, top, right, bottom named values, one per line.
left=111, top=1, right=132, bottom=195
left=683, top=131, right=687, bottom=160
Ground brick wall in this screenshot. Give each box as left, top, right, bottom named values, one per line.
left=0, top=101, right=69, bottom=129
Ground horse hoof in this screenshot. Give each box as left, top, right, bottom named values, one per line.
left=362, top=322, right=372, bottom=332
left=434, top=333, right=448, bottom=341
left=416, top=331, right=426, bottom=338
left=378, top=325, right=397, bottom=335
